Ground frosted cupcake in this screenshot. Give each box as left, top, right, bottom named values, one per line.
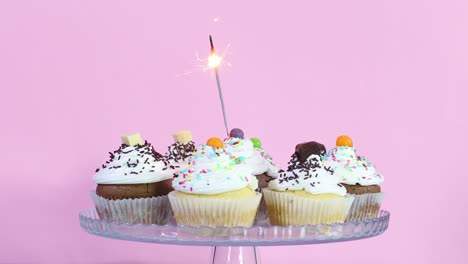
left=323, top=135, right=384, bottom=221
left=165, top=130, right=196, bottom=176
left=223, top=128, right=280, bottom=220
left=263, top=141, right=354, bottom=226
left=224, top=128, right=280, bottom=188
left=91, top=133, right=173, bottom=224
left=169, top=137, right=262, bottom=227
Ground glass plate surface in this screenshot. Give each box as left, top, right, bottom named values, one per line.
left=79, top=209, right=390, bottom=246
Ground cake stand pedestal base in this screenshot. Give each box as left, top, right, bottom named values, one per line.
left=210, top=246, right=260, bottom=264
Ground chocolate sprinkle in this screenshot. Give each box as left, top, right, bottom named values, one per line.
left=96, top=142, right=167, bottom=175
left=166, top=141, right=195, bottom=162
left=324, top=166, right=334, bottom=175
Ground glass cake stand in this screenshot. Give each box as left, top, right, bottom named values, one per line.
left=79, top=209, right=390, bottom=264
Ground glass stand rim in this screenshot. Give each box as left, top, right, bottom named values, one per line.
left=79, top=209, right=390, bottom=247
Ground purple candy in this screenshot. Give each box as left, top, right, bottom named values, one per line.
left=229, top=128, right=244, bottom=139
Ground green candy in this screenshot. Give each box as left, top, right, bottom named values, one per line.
left=250, top=138, right=262, bottom=149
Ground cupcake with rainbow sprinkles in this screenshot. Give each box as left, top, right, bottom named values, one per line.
left=223, top=128, right=280, bottom=189
left=322, top=135, right=384, bottom=221
left=223, top=128, right=281, bottom=220
left=169, top=137, right=262, bottom=227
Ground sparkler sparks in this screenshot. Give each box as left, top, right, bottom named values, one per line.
left=208, top=35, right=223, bottom=68
left=208, top=53, right=222, bottom=68
left=176, top=42, right=231, bottom=77
left=175, top=35, right=231, bottom=136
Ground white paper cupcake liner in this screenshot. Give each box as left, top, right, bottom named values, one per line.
left=263, top=188, right=355, bottom=226
left=90, top=191, right=173, bottom=225
left=168, top=191, right=262, bottom=227
left=346, top=192, right=384, bottom=222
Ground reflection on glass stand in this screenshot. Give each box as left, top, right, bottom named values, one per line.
left=79, top=209, right=390, bottom=264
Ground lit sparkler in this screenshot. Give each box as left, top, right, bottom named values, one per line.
left=209, top=35, right=229, bottom=137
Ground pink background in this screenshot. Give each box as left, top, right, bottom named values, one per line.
left=1, top=0, right=467, bottom=263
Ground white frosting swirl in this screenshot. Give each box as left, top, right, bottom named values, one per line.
left=268, top=155, right=346, bottom=196
left=224, top=137, right=280, bottom=177
left=93, top=144, right=173, bottom=184
left=172, top=144, right=258, bottom=194
left=322, top=146, right=384, bottom=186
left=258, top=149, right=281, bottom=177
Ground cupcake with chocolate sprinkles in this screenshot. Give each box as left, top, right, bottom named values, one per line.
left=322, top=135, right=384, bottom=221
left=91, top=133, right=173, bottom=225
left=263, top=141, right=354, bottom=226
left=165, top=130, right=196, bottom=176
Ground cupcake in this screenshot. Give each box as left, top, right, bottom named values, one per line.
left=263, top=141, right=354, bottom=226
left=224, top=128, right=280, bottom=188
left=169, top=137, right=262, bottom=227
left=91, top=133, right=173, bottom=224
left=223, top=128, right=280, bottom=220
left=322, top=135, right=384, bottom=221
left=165, top=130, right=196, bottom=176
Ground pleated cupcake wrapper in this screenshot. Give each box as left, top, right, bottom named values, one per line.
left=168, top=191, right=262, bottom=228
left=255, top=194, right=269, bottom=222
left=90, top=191, right=173, bottom=225
left=346, top=192, right=384, bottom=222
left=263, top=188, right=355, bottom=226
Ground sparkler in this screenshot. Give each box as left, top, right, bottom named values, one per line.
left=209, top=35, right=229, bottom=137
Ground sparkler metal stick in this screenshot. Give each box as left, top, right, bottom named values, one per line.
left=209, top=35, right=229, bottom=137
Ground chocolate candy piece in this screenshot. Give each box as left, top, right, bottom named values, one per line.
left=229, top=128, right=244, bottom=139
left=295, top=141, right=326, bottom=162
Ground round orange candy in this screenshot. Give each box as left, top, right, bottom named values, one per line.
left=336, top=135, right=353, bottom=147
left=206, top=137, right=224, bottom=148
